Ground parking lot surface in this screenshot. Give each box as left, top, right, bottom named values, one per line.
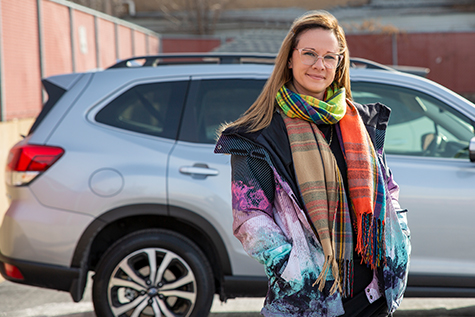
left=1, top=278, right=475, bottom=316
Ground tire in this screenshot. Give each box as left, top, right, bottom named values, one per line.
left=92, top=229, right=215, bottom=317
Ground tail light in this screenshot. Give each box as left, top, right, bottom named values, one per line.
left=3, top=263, right=24, bottom=280
left=5, top=144, right=64, bottom=186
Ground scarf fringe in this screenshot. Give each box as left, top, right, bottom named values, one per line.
left=312, top=255, right=341, bottom=294
left=312, top=256, right=354, bottom=298
left=338, top=259, right=354, bottom=298
left=356, top=213, right=385, bottom=269
left=312, top=255, right=332, bottom=291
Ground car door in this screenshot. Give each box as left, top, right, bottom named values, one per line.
left=167, top=75, right=267, bottom=276
left=352, top=81, right=475, bottom=287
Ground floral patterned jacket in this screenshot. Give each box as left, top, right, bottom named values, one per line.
left=215, top=102, right=411, bottom=317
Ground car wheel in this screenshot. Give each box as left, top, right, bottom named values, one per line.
left=92, top=228, right=215, bottom=317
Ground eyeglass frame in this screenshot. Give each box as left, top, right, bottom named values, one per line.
left=293, top=48, right=343, bottom=69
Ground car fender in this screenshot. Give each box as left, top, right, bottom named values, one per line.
left=70, top=203, right=232, bottom=301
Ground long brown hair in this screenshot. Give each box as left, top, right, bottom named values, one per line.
left=225, top=10, right=351, bottom=133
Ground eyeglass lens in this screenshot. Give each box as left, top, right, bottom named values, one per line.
left=299, top=49, right=340, bottom=69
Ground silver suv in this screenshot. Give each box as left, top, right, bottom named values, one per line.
left=1, top=54, right=475, bottom=317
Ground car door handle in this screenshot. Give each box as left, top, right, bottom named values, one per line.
left=179, top=164, right=219, bottom=178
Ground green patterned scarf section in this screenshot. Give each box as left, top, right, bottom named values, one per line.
left=276, top=84, right=347, bottom=124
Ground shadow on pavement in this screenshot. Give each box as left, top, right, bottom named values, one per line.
left=56, top=305, right=475, bottom=317
left=209, top=312, right=262, bottom=317
left=55, top=312, right=262, bottom=317
left=54, top=312, right=96, bottom=317
left=58, top=312, right=96, bottom=317
left=394, top=305, right=475, bottom=317
left=57, top=313, right=263, bottom=317
left=208, top=307, right=475, bottom=317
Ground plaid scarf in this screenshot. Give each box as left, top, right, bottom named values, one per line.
left=276, top=84, right=387, bottom=297
left=277, top=83, right=346, bottom=124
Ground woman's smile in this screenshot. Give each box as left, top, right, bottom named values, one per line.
left=307, top=73, right=325, bottom=80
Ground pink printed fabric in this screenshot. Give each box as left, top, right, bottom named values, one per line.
left=231, top=155, right=345, bottom=316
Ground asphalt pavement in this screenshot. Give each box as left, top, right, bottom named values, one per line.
left=209, top=297, right=475, bottom=316
left=1, top=277, right=475, bottom=316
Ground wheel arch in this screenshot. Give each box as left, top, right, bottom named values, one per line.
left=70, top=203, right=232, bottom=302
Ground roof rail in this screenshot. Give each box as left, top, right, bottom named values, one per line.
left=350, top=57, right=430, bottom=77
left=107, top=53, right=277, bottom=69
left=349, top=57, right=396, bottom=71
left=107, top=53, right=429, bottom=77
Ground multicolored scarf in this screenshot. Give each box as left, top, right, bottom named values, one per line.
left=276, top=84, right=387, bottom=297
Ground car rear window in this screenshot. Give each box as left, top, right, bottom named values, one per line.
left=95, top=80, right=189, bottom=139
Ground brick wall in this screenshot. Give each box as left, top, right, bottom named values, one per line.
left=133, top=30, right=147, bottom=56
left=161, top=37, right=222, bottom=53
left=117, top=24, right=133, bottom=60
left=97, top=17, right=117, bottom=68
left=397, top=32, right=475, bottom=95
left=347, top=32, right=475, bottom=95
left=0, top=0, right=160, bottom=121
left=42, top=1, right=74, bottom=77
left=1, top=0, right=42, bottom=119
left=73, top=9, right=98, bottom=73
left=148, top=35, right=160, bottom=56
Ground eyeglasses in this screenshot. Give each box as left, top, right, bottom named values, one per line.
left=294, top=48, right=343, bottom=69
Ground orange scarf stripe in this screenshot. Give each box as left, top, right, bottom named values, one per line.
left=339, top=101, right=386, bottom=262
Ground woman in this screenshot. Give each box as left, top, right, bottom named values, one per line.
left=215, top=10, right=410, bottom=317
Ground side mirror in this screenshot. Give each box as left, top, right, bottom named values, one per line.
left=470, top=137, right=475, bottom=162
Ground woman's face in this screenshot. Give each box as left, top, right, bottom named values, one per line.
left=288, top=28, right=340, bottom=100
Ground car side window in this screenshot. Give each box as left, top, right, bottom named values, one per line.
left=95, top=80, right=189, bottom=139
left=179, top=79, right=266, bottom=144
left=352, top=82, right=474, bottom=159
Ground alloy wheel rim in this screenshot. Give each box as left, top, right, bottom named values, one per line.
left=107, top=247, right=197, bottom=317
